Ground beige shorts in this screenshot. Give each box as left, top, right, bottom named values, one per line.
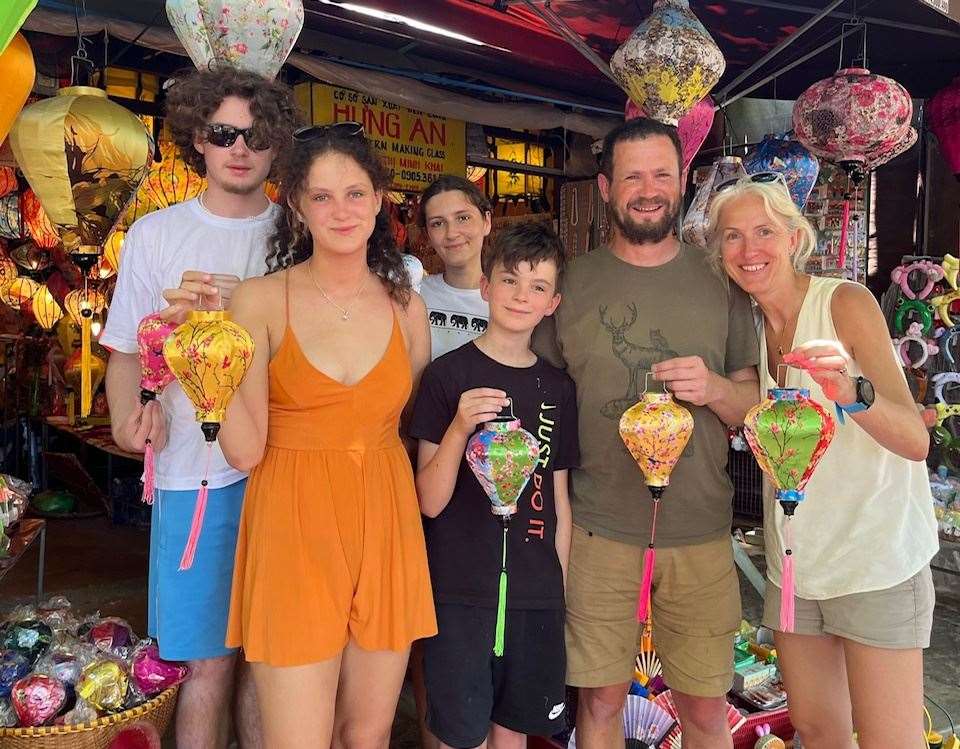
left=565, top=526, right=741, bottom=698
left=762, top=566, right=935, bottom=649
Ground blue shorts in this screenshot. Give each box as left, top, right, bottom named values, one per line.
left=148, top=479, right=245, bottom=661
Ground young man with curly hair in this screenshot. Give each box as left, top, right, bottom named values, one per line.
left=102, top=67, right=300, bottom=748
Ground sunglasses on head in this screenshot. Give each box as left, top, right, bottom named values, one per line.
left=204, top=123, right=272, bottom=151
left=715, top=171, right=789, bottom=193
left=293, top=121, right=365, bottom=142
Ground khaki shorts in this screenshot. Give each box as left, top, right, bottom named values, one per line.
left=565, top=526, right=741, bottom=697
left=762, top=566, right=935, bottom=649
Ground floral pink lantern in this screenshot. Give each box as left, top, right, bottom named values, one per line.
left=793, top=68, right=915, bottom=184
left=929, top=77, right=960, bottom=180
left=626, top=95, right=715, bottom=177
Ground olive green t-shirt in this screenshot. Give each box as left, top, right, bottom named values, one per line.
left=533, top=244, right=758, bottom=547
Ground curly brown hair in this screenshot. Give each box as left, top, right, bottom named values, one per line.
left=267, top=128, right=410, bottom=306
left=165, top=67, right=301, bottom=179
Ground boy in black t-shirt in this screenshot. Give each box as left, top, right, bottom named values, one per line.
left=410, top=222, right=579, bottom=749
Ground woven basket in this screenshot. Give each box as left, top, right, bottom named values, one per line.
left=0, top=686, right=178, bottom=749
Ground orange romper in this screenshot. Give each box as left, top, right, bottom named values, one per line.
left=226, top=277, right=437, bottom=666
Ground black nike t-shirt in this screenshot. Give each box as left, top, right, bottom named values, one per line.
left=410, top=342, right=580, bottom=610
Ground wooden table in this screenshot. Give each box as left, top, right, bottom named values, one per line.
left=0, top=518, right=46, bottom=605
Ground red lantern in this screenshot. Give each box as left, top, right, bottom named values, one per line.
left=793, top=68, right=915, bottom=183
left=20, top=189, right=59, bottom=249
left=929, top=76, right=960, bottom=180
left=0, top=167, right=16, bottom=198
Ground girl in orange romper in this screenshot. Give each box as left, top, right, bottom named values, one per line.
left=219, top=123, right=436, bottom=748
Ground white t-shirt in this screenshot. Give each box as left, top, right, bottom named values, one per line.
left=100, top=198, right=279, bottom=491
left=419, top=274, right=489, bottom=360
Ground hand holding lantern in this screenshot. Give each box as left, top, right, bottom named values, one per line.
left=465, top=398, right=539, bottom=656
left=137, top=313, right=178, bottom=504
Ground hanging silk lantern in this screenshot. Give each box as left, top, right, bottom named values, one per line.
left=0, top=252, right=18, bottom=296
left=141, top=141, right=206, bottom=210
left=743, top=388, right=835, bottom=632
left=64, top=288, right=108, bottom=418
left=863, top=126, right=918, bottom=171
left=0, top=168, right=16, bottom=199
left=163, top=309, right=255, bottom=570
left=681, top=156, right=747, bottom=248
left=626, top=94, right=715, bottom=176
left=610, top=0, right=725, bottom=127
left=0, top=2, right=37, bottom=55
left=619, top=383, right=694, bottom=622
left=104, top=229, right=124, bottom=271
left=88, top=254, right=117, bottom=281
left=744, top=134, right=820, bottom=211
left=2, top=277, right=39, bottom=309
left=10, top=241, right=52, bottom=273
left=929, top=77, right=960, bottom=180
left=0, top=195, right=20, bottom=239
left=0, top=33, right=34, bottom=147
left=793, top=68, right=915, bottom=184
left=20, top=190, right=59, bottom=249
left=465, top=402, right=540, bottom=657
left=30, top=284, right=63, bottom=330
left=137, top=313, right=178, bottom=504
left=166, top=0, right=304, bottom=80
left=9, top=86, right=151, bottom=274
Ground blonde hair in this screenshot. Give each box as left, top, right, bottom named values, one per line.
left=706, top=180, right=818, bottom=276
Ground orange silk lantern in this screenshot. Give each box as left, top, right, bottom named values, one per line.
left=2, top=276, right=39, bottom=309
left=20, top=190, right=59, bottom=249
left=0, top=168, right=16, bottom=199
left=141, top=141, right=205, bottom=209
left=31, top=284, right=63, bottom=330
left=9, top=86, right=151, bottom=273
left=618, top=378, right=694, bottom=623
left=163, top=310, right=255, bottom=570
left=64, top=288, right=108, bottom=417
left=0, top=33, right=34, bottom=148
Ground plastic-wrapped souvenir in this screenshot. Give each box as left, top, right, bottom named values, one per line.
left=76, top=659, right=129, bottom=712
left=0, top=698, right=16, bottom=726
left=58, top=696, right=98, bottom=725
left=11, top=674, right=67, bottom=726
left=87, top=618, right=136, bottom=658
left=131, top=641, right=189, bottom=696
left=1, top=620, right=53, bottom=665
left=0, top=651, right=31, bottom=698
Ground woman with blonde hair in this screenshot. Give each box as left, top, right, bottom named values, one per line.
left=707, top=175, right=938, bottom=749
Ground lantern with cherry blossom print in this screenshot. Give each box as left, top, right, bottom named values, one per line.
left=929, top=77, right=960, bottom=180
left=166, top=0, right=304, bottom=80
left=792, top=68, right=915, bottom=184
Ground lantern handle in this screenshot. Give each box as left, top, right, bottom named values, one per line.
left=503, top=397, right=517, bottom=421
left=643, top=370, right=669, bottom=395
left=776, top=363, right=790, bottom=388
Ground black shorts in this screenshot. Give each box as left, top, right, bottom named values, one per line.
left=423, top=603, right=567, bottom=749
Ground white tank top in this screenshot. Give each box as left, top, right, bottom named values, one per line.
left=758, top=277, right=938, bottom=599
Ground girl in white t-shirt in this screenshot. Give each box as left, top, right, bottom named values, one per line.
left=418, top=176, right=492, bottom=361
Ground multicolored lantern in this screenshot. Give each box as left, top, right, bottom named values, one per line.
left=744, top=134, right=820, bottom=211
left=929, top=76, right=960, bottom=180
left=9, top=86, right=151, bottom=273
left=0, top=168, right=16, bottom=199
left=166, top=0, right=304, bottom=80
left=465, top=401, right=540, bottom=657
left=792, top=68, right=915, bottom=183
left=610, top=0, right=725, bottom=126
left=681, top=155, right=747, bottom=248
left=626, top=94, right=715, bottom=178
left=10, top=674, right=66, bottom=727
left=743, top=388, right=835, bottom=632
left=619, top=383, right=694, bottom=622
left=20, top=190, right=59, bottom=250
left=31, top=284, right=63, bottom=330
left=0, top=1, right=37, bottom=56
left=163, top=309, right=255, bottom=570
left=0, top=33, right=33, bottom=147
left=64, top=288, right=108, bottom=417
left=137, top=313, right=178, bottom=504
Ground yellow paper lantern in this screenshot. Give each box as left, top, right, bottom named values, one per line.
left=2, top=276, right=39, bottom=308
left=104, top=230, right=124, bottom=270
left=9, top=86, right=151, bottom=272
left=64, top=287, right=108, bottom=417
left=0, top=252, right=17, bottom=296
left=31, top=284, right=63, bottom=330
left=0, top=33, right=34, bottom=148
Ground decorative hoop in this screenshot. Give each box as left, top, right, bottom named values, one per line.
left=893, top=298, right=935, bottom=336
left=933, top=373, right=960, bottom=405
left=930, top=289, right=960, bottom=327
left=892, top=322, right=939, bottom=369
left=891, top=260, right=944, bottom=300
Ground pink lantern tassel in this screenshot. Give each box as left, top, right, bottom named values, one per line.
left=179, top=447, right=212, bottom=571
left=779, top=518, right=796, bottom=633
left=141, top=440, right=156, bottom=505
left=636, top=546, right=656, bottom=622
left=837, top=198, right=851, bottom=270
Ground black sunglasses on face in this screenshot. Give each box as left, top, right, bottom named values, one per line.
left=715, top=171, right=789, bottom=193
left=204, top=123, right=272, bottom=151
left=292, top=121, right=365, bottom=142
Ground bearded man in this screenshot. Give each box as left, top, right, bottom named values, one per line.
left=533, top=117, right=760, bottom=749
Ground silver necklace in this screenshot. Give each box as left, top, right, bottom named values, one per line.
left=307, top=265, right=367, bottom=321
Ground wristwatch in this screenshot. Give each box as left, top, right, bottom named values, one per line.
left=835, top=376, right=875, bottom=423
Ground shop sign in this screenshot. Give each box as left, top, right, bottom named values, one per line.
left=296, top=83, right=466, bottom=192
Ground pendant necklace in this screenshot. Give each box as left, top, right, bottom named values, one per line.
left=307, top=264, right=367, bottom=321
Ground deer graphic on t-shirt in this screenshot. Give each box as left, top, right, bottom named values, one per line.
left=599, top=304, right=678, bottom=418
